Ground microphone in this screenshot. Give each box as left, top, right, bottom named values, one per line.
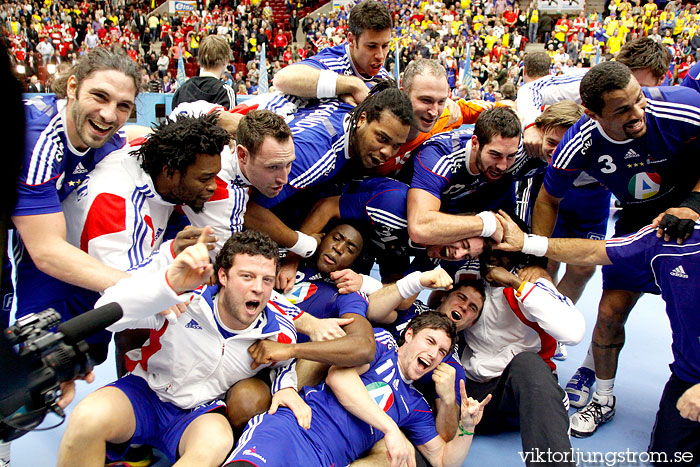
left=57, top=303, right=123, bottom=345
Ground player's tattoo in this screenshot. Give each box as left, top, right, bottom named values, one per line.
left=592, top=340, right=624, bottom=350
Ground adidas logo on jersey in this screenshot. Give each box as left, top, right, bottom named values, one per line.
left=670, top=265, right=688, bottom=279
left=185, top=319, right=202, bottom=329
left=72, top=162, right=88, bottom=174
left=624, top=149, right=641, bottom=159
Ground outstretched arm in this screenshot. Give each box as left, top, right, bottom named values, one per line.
left=248, top=313, right=375, bottom=367
left=495, top=210, right=611, bottom=266
left=244, top=201, right=299, bottom=248
left=273, top=64, right=369, bottom=103
left=13, top=212, right=129, bottom=293
left=244, top=202, right=320, bottom=260
left=367, top=269, right=453, bottom=323
left=407, top=188, right=502, bottom=245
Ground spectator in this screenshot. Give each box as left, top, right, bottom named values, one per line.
left=273, top=29, right=288, bottom=60
left=157, top=51, right=169, bottom=77
left=172, top=34, right=236, bottom=109
left=290, top=10, right=300, bottom=40
left=539, top=14, right=553, bottom=44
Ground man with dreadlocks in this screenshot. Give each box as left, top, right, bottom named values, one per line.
left=63, top=113, right=229, bottom=275
left=62, top=113, right=230, bottom=376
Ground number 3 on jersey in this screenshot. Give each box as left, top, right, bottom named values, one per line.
left=598, top=155, right=617, bottom=174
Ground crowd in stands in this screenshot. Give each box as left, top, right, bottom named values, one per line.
left=0, top=0, right=323, bottom=95
left=2, top=0, right=699, bottom=97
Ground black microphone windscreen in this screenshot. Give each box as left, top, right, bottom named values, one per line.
left=57, top=303, right=123, bottom=345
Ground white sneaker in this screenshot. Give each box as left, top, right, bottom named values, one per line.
left=553, top=342, right=567, bottom=361
left=570, top=392, right=615, bottom=438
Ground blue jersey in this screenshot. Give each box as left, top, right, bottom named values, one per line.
left=301, top=329, right=439, bottom=462
left=231, top=42, right=388, bottom=123
left=252, top=99, right=355, bottom=208
left=339, top=177, right=422, bottom=276
left=229, top=330, right=440, bottom=467
left=11, top=96, right=127, bottom=320
left=300, top=43, right=391, bottom=83
left=544, top=87, right=700, bottom=223
left=15, top=95, right=127, bottom=216
left=283, top=265, right=368, bottom=342
left=410, top=129, right=543, bottom=214
left=605, top=223, right=700, bottom=384
left=516, top=173, right=610, bottom=240
left=381, top=301, right=467, bottom=406
left=681, top=61, right=700, bottom=94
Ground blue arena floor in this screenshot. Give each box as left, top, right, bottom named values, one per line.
left=9, top=227, right=673, bottom=466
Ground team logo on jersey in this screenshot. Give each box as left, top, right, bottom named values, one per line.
left=628, top=172, right=660, bottom=200
left=185, top=319, right=202, bottom=329
left=366, top=381, right=394, bottom=412
left=284, top=282, right=318, bottom=304
left=624, top=149, right=641, bottom=159
left=72, top=162, right=88, bottom=174
left=670, top=265, right=688, bottom=279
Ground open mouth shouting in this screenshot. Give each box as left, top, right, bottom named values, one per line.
left=245, top=300, right=261, bottom=314
left=417, top=356, right=432, bottom=372
left=369, top=63, right=383, bottom=74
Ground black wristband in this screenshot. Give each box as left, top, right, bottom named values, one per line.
left=679, top=192, right=700, bottom=215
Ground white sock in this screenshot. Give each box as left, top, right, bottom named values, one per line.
left=580, top=343, right=595, bottom=371
left=595, top=378, right=614, bottom=398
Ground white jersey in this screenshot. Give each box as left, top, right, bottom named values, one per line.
left=516, top=70, right=587, bottom=127
left=63, top=135, right=248, bottom=270
left=461, top=278, right=585, bottom=382
left=63, top=140, right=177, bottom=271
left=98, top=269, right=300, bottom=409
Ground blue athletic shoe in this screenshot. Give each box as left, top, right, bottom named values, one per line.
left=566, top=367, right=595, bottom=408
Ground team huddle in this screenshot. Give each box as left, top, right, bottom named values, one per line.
left=9, top=1, right=700, bottom=466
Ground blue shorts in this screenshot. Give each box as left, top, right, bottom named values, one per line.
left=552, top=183, right=610, bottom=241
left=602, top=223, right=661, bottom=294
left=224, top=408, right=329, bottom=466
left=105, top=374, right=226, bottom=463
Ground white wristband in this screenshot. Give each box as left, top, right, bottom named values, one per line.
left=289, top=231, right=317, bottom=258
left=521, top=234, right=549, bottom=257
left=396, top=271, right=425, bottom=299
left=316, top=69, right=338, bottom=98
left=477, top=211, right=497, bottom=237
left=360, top=274, right=384, bottom=295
